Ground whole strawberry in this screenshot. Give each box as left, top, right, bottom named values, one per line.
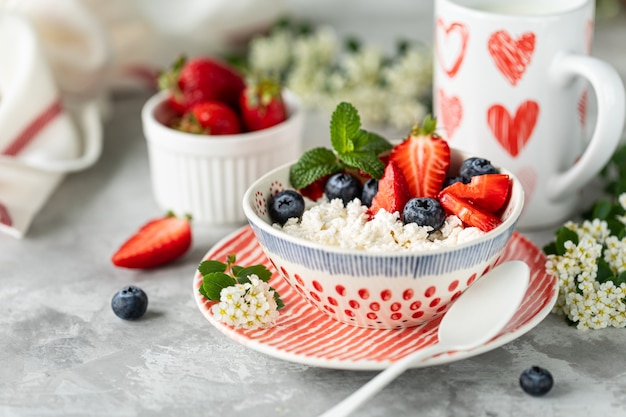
left=173, top=101, right=242, bottom=135
left=159, top=55, right=245, bottom=114
left=112, top=212, right=192, bottom=269
left=240, top=78, right=287, bottom=131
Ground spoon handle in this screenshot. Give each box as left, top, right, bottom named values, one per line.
left=318, top=344, right=445, bottom=417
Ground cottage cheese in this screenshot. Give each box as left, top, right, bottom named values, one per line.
left=276, top=198, right=485, bottom=252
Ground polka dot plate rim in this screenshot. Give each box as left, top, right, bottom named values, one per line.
left=193, top=225, right=558, bottom=371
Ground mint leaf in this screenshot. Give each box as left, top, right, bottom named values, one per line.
left=198, top=260, right=226, bottom=276
left=351, top=130, right=393, bottom=155
left=201, top=272, right=235, bottom=300
left=330, top=102, right=361, bottom=154
left=290, top=147, right=344, bottom=189
left=339, top=151, right=386, bottom=179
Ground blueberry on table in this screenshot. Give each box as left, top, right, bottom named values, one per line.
left=459, top=157, right=499, bottom=178
left=111, top=285, right=148, bottom=320
left=324, top=172, right=363, bottom=206
left=519, top=366, right=554, bottom=396
left=402, top=197, right=446, bottom=231
left=361, top=178, right=379, bottom=207
left=268, top=189, right=305, bottom=226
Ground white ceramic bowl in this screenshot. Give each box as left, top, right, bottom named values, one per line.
left=142, top=89, right=304, bottom=225
left=242, top=149, right=525, bottom=329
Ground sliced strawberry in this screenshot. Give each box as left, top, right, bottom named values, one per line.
left=389, top=116, right=450, bottom=199
left=368, top=161, right=411, bottom=217
left=440, top=174, right=511, bottom=213
left=438, top=192, right=502, bottom=232
left=112, top=213, right=192, bottom=269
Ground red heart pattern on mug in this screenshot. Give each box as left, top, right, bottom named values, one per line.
left=487, top=100, right=539, bottom=157
left=487, top=30, right=535, bottom=86
left=435, top=18, right=469, bottom=78
left=578, top=89, right=588, bottom=128
left=437, top=88, right=463, bottom=138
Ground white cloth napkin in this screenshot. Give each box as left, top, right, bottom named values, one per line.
left=0, top=5, right=105, bottom=238
left=0, top=0, right=287, bottom=238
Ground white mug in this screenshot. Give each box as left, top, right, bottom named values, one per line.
left=433, top=0, right=625, bottom=229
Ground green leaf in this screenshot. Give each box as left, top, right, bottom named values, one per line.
left=612, top=270, right=626, bottom=287
left=592, top=200, right=613, bottom=220
left=198, top=260, right=226, bottom=276
left=231, top=265, right=243, bottom=276
left=339, top=151, right=386, bottom=179
left=595, top=258, right=615, bottom=283
left=351, top=130, right=393, bottom=155
left=236, top=275, right=252, bottom=285
left=421, top=115, right=437, bottom=135
left=606, top=218, right=626, bottom=238
left=289, top=147, right=344, bottom=189
left=198, top=284, right=210, bottom=299
left=236, top=265, right=272, bottom=283
left=543, top=241, right=558, bottom=256
left=330, top=102, right=361, bottom=154
left=201, top=272, right=236, bottom=301
left=555, top=226, right=578, bottom=256
left=273, top=290, right=285, bottom=310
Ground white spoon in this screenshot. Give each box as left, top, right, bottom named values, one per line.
left=319, top=260, right=530, bottom=417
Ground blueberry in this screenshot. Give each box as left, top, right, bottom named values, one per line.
left=402, top=198, right=446, bottom=231
left=268, top=189, right=305, bottom=226
left=324, top=172, right=362, bottom=206
left=459, top=157, right=499, bottom=178
left=519, top=366, right=554, bottom=397
left=442, top=175, right=469, bottom=188
left=111, top=285, right=148, bottom=320
left=361, top=178, right=378, bottom=207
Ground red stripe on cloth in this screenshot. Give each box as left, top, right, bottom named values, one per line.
left=1, top=99, right=63, bottom=156
left=0, top=202, right=13, bottom=227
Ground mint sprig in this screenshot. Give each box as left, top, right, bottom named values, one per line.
left=289, top=102, right=392, bottom=190
left=198, top=254, right=284, bottom=309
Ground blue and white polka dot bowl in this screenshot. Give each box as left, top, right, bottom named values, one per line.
left=242, top=148, right=525, bottom=329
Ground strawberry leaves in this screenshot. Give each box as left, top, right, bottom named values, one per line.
left=290, top=102, right=392, bottom=189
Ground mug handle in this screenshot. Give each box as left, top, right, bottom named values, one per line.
left=547, top=53, right=625, bottom=201
left=16, top=100, right=102, bottom=173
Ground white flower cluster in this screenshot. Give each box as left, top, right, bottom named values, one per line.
left=546, top=216, right=626, bottom=330
left=247, top=24, right=433, bottom=130
left=211, top=274, right=279, bottom=330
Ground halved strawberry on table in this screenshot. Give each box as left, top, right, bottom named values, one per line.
left=389, top=116, right=450, bottom=199
left=239, top=78, right=287, bottom=132
left=112, top=212, right=192, bottom=269
left=159, top=55, right=245, bottom=114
